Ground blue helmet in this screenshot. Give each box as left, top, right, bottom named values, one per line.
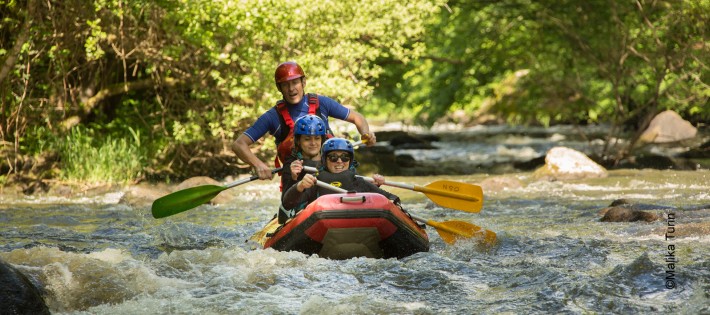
left=322, top=138, right=354, bottom=156
left=294, top=114, right=326, bottom=136
left=321, top=138, right=356, bottom=168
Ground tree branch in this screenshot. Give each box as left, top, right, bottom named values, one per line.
left=0, top=0, right=36, bottom=85
left=61, top=77, right=180, bottom=129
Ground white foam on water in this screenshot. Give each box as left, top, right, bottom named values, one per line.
left=7, top=191, right=125, bottom=205
left=86, top=248, right=129, bottom=264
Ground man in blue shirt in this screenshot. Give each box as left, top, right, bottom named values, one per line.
left=232, top=61, right=376, bottom=180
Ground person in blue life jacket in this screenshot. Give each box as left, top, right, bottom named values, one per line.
left=232, top=61, right=377, bottom=181
left=282, top=138, right=399, bottom=215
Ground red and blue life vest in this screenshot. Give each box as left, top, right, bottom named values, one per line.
left=274, top=93, right=329, bottom=167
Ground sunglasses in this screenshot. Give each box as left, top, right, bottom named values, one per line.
left=326, top=153, right=351, bottom=163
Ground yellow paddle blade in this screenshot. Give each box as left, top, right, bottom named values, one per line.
left=416, top=180, right=484, bottom=213
left=249, top=217, right=281, bottom=246
left=428, top=220, right=497, bottom=246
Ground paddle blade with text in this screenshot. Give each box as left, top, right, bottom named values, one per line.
left=419, top=180, right=483, bottom=213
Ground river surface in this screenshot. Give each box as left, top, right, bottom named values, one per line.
left=1, top=126, right=710, bottom=314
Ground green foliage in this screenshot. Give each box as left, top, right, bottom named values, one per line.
left=375, top=0, right=709, bottom=128
left=152, top=0, right=443, bottom=132
left=1, top=0, right=707, bottom=181
left=55, top=126, right=144, bottom=183
left=374, top=1, right=542, bottom=125
left=20, top=126, right=55, bottom=156
left=2, top=0, right=444, bottom=182
left=85, top=18, right=107, bottom=60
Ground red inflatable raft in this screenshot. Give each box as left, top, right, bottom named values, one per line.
left=254, top=192, right=429, bottom=259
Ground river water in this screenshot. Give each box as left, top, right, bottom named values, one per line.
left=1, top=125, right=709, bottom=314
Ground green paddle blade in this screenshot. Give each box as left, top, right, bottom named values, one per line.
left=151, top=169, right=280, bottom=219
left=416, top=180, right=484, bottom=213
left=151, top=184, right=227, bottom=218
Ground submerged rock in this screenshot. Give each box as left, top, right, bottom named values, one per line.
left=119, top=183, right=172, bottom=207
left=654, top=222, right=710, bottom=238
left=0, top=259, right=50, bottom=315
left=600, top=207, right=660, bottom=222
left=479, top=176, right=524, bottom=192
left=599, top=199, right=661, bottom=222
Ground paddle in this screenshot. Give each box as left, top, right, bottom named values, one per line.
left=313, top=180, right=496, bottom=245
left=151, top=168, right=282, bottom=219
left=408, top=214, right=496, bottom=245
left=360, top=176, right=483, bottom=213
left=152, top=139, right=364, bottom=219
left=303, top=166, right=483, bottom=213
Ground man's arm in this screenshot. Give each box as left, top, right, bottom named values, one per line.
left=319, top=96, right=376, bottom=145
left=232, top=134, right=274, bottom=180
left=345, top=110, right=377, bottom=146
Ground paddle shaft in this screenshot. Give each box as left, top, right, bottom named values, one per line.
left=152, top=139, right=363, bottom=219
left=226, top=175, right=259, bottom=188
left=303, top=166, right=482, bottom=211
left=303, top=166, right=478, bottom=202
left=314, top=181, right=447, bottom=229
left=357, top=175, right=479, bottom=202
left=225, top=167, right=282, bottom=188
left=315, top=180, right=348, bottom=193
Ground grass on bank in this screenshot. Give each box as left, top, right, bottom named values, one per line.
left=54, top=127, right=145, bottom=184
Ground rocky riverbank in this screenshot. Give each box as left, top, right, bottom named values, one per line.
left=2, top=116, right=709, bottom=200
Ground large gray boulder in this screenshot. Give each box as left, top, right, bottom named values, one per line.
left=533, top=146, right=608, bottom=181
left=639, top=110, right=697, bottom=143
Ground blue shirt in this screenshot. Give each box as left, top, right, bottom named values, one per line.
left=242, top=94, right=350, bottom=142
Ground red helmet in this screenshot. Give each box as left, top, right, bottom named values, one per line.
left=274, top=61, right=305, bottom=86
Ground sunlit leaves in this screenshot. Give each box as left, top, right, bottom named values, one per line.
left=85, top=19, right=107, bottom=60
left=385, top=0, right=709, bottom=127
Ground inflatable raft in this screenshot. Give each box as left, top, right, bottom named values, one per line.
left=253, top=192, right=429, bottom=259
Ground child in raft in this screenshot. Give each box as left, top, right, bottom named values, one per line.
left=278, top=114, right=327, bottom=223
left=282, top=138, right=400, bottom=214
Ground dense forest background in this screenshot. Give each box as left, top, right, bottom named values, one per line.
left=0, top=0, right=707, bottom=186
